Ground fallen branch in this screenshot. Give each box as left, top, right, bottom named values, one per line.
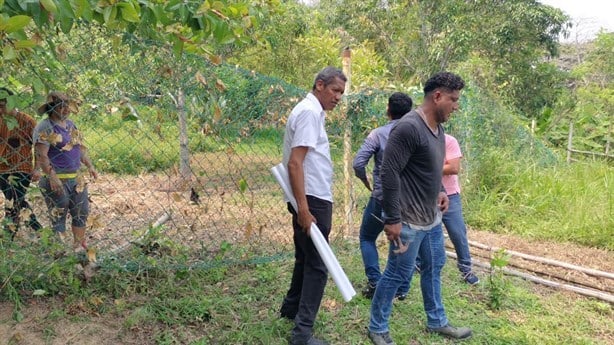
left=464, top=246, right=613, bottom=294
left=447, top=251, right=614, bottom=304
left=448, top=235, right=614, bottom=280
left=152, top=211, right=172, bottom=228
left=107, top=211, right=172, bottom=255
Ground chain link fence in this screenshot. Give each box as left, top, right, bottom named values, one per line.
left=2, top=25, right=558, bottom=268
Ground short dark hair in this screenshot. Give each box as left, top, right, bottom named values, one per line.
left=423, top=72, right=465, bottom=95
left=388, top=92, right=413, bottom=120
left=0, top=87, right=14, bottom=102
left=312, top=66, right=347, bottom=90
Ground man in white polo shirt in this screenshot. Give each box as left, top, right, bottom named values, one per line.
left=279, top=66, right=346, bottom=345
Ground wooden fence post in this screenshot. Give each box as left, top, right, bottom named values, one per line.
left=342, top=47, right=353, bottom=238
left=177, top=89, right=192, bottom=181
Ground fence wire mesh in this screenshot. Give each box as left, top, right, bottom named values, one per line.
left=1, top=25, right=558, bottom=268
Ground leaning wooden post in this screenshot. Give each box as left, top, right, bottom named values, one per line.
left=342, top=47, right=353, bottom=238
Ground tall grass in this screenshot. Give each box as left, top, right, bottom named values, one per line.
left=464, top=149, right=613, bottom=250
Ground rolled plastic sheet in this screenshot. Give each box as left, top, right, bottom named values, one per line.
left=271, top=163, right=357, bottom=302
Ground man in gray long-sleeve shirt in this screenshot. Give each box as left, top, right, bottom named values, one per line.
left=367, top=72, right=472, bottom=345
left=353, top=92, right=413, bottom=299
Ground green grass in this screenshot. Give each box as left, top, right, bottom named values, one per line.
left=464, top=150, right=613, bottom=250
left=1, top=237, right=611, bottom=344
left=82, top=120, right=283, bottom=175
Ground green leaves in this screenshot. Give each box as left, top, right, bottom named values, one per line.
left=0, top=0, right=266, bottom=61
left=2, top=45, right=17, bottom=60
left=0, top=15, right=31, bottom=33
left=72, top=0, right=93, bottom=19
left=238, top=178, right=247, bottom=193
left=40, top=0, right=58, bottom=14
left=3, top=115, right=18, bottom=131
left=117, top=1, right=140, bottom=23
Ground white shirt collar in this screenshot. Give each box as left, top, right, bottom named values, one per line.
left=306, top=92, right=324, bottom=115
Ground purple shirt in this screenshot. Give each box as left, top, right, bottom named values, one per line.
left=33, top=118, right=81, bottom=173
left=352, top=119, right=399, bottom=201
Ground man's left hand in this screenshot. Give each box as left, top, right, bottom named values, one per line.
left=383, top=222, right=401, bottom=242
left=437, top=192, right=449, bottom=213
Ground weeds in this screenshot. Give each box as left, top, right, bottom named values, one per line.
left=465, top=154, right=613, bottom=250
left=488, top=248, right=512, bottom=310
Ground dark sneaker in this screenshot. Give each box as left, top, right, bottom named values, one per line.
left=368, top=331, right=396, bottom=345
left=395, top=293, right=407, bottom=301
left=414, top=264, right=421, bottom=275
left=428, top=324, right=472, bottom=339
left=27, top=215, right=42, bottom=231
left=463, top=272, right=479, bottom=285
left=362, top=281, right=377, bottom=299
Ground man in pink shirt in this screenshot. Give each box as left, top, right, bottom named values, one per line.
left=441, top=134, right=478, bottom=284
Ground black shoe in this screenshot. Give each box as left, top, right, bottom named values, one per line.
left=462, top=272, right=480, bottom=285
left=427, top=324, right=472, bottom=339
left=27, top=216, right=42, bottom=231
left=362, top=281, right=377, bottom=299
left=395, top=293, right=407, bottom=301
left=368, top=331, right=396, bottom=345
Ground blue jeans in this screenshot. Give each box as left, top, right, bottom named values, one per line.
left=369, top=223, right=448, bottom=333
left=39, top=176, right=89, bottom=233
left=359, top=197, right=409, bottom=294
left=442, top=193, right=472, bottom=274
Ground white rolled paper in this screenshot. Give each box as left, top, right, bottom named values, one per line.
left=271, top=163, right=357, bottom=302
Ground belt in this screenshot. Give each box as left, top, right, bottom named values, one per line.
left=56, top=173, right=77, bottom=179
left=44, top=172, right=78, bottom=179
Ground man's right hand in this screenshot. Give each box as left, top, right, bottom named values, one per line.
left=383, top=222, right=401, bottom=242
left=49, top=175, right=63, bottom=194
left=361, top=177, right=372, bottom=192
left=297, top=208, right=316, bottom=235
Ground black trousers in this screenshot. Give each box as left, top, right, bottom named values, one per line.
left=0, top=172, right=36, bottom=235
left=281, top=195, right=332, bottom=343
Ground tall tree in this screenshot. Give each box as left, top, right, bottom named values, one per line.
left=315, top=0, right=569, bottom=117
